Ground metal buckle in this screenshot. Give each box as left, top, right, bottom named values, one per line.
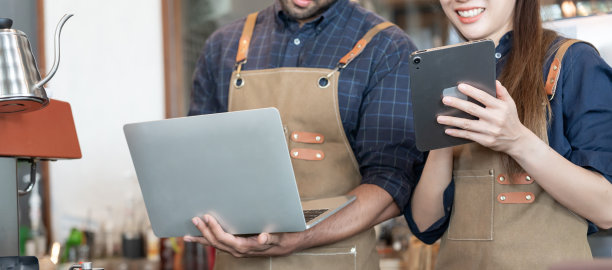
left=234, top=60, right=247, bottom=88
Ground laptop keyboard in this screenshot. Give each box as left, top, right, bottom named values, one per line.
left=303, top=209, right=329, bottom=223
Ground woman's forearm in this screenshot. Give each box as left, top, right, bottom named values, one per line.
left=410, top=148, right=454, bottom=232
left=508, top=126, right=612, bottom=229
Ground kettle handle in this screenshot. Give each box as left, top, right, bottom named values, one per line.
left=33, top=14, right=73, bottom=90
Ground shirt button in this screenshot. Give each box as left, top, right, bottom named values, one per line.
left=495, top=52, right=502, bottom=59
left=293, top=38, right=301, bottom=45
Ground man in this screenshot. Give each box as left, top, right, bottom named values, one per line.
left=185, top=0, right=424, bottom=268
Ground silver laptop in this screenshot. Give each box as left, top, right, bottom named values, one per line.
left=123, top=107, right=355, bottom=237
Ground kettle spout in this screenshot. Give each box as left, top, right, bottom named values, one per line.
left=33, top=14, right=73, bottom=90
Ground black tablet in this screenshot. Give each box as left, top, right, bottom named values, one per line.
left=409, top=39, right=496, bottom=151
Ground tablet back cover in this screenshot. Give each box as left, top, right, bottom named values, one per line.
left=409, top=39, right=496, bottom=151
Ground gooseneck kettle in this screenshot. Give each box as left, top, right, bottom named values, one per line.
left=0, top=14, right=73, bottom=113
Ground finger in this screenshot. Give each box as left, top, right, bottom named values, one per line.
left=457, top=83, right=499, bottom=107
left=444, top=128, right=495, bottom=147
left=248, top=247, right=286, bottom=257
left=437, top=115, right=490, bottom=134
left=193, top=216, right=235, bottom=253
left=184, top=235, right=210, bottom=246
left=440, top=96, right=490, bottom=120
left=204, top=215, right=257, bottom=253
left=204, top=214, right=238, bottom=245
left=438, top=115, right=503, bottom=138
left=494, top=80, right=512, bottom=101
left=192, top=216, right=208, bottom=233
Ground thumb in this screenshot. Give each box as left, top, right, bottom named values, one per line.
left=495, top=80, right=511, bottom=101
left=258, top=233, right=280, bottom=246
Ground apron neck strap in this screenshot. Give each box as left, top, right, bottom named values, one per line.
left=337, top=21, right=395, bottom=69
left=236, top=12, right=259, bottom=65
left=234, top=14, right=395, bottom=72
left=544, top=39, right=598, bottom=100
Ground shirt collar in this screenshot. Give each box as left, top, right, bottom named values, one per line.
left=274, top=0, right=348, bottom=32
left=496, top=31, right=513, bottom=58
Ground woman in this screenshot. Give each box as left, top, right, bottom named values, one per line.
left=405, top=0, right=612, bottom=269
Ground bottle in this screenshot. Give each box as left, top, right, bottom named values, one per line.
left=27, top=172, right=47, bottom=257
left=104, top=206, right=116, bottom=257
left=121, top=196, right=145, bottom=259
left=96, top=218, right=107, bottom=259
left=80, top=208, right=95, bottom=260
left=62, top=227, right=83, bottom=263
left=145, top=226, right=160, bottom=261
left=183, top=241, right=207, bottom=270
left=160, top=238, right=174, bottom=270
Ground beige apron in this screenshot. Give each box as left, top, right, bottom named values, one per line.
left=434, top=143, right=592, bottom=270
left=213, top=13, right=393, bottom=270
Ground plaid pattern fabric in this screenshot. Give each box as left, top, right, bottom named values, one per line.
left=189, top=0, right=424, bottom=210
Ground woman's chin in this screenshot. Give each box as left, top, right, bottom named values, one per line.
left=454, top=31, right=481, bottom=41
left=455, top=27, right=488, bottom=41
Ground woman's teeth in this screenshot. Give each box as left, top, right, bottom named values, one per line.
left=457, top=8, right=484, bottom=18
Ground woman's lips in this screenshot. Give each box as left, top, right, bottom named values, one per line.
left=456, top=7, right=485, bottom=24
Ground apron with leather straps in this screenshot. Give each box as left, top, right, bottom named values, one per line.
left=434, top=39, right=595, bottom=270
left=213, top=12, right=394, bottom=270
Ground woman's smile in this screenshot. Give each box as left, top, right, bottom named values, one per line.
left=455, top=7, right=485, bottom=24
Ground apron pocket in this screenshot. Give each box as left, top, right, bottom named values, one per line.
left=447, top=169, right=494, bottom=241
left=272, top=246, right=357, bottom=270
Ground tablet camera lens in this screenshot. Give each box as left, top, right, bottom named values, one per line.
left=413, top=57, right=421, bottom=65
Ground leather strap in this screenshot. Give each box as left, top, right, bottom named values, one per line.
left=496, top=173, right=535, bottom=185
left=236, top=16, right=394, bottom=68
left=497, top=192, right=535, bottom=204
left=235, top=12, right=258, bottom=63
left=291, top=131, right=325, bottom=144
left=544, top=39, right=598, bottom=99
left=290, top=148, right=325, bottom=161
left=338, top=22, right=395, bottom=67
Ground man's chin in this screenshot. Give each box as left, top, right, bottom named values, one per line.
left=284, top=8, right=318, bottom=21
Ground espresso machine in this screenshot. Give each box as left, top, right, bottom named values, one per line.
left=0, top=14, right=101, bottom=269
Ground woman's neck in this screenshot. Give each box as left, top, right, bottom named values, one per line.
left=487, top=22, right=513, bottom=46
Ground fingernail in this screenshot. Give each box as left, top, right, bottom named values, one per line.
left=192, top=217, right=200, bottom=226
left=442, top=97, right=450, bottom=104
left=203, top=215, right=209, bottom=224
left=184, top=236, right=192, bottom=242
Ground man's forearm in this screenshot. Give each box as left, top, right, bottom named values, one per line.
left=184, top=183, right=401, bottom=257
left=295, top=184, right=400, bottom=251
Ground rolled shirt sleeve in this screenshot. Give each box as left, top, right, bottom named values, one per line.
left=353, top=30, right=425, bottom=212
left=552, top=42, right=612, bottom=182
left=404, top=180, right=454, bottom=244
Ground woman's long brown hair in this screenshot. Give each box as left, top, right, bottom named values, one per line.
left=498, top=0, right=558, bottom=174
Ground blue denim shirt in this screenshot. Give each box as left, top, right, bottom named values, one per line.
left=188, top=0, right=424, bottom=211
left=405, top=32, right=612, bottom=244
